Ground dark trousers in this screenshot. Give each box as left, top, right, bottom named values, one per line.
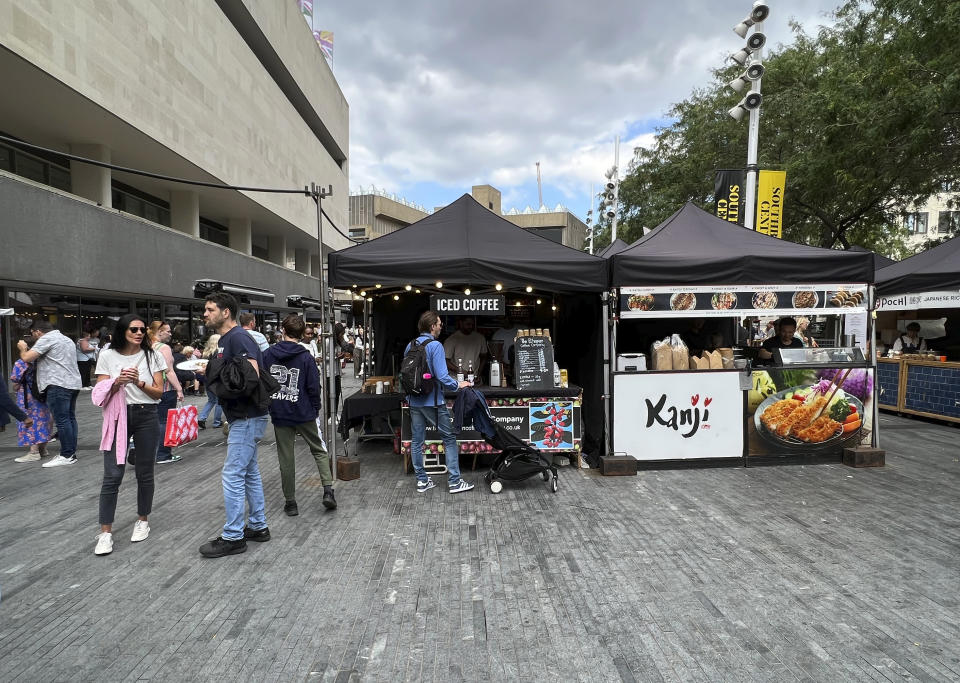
left=46, top=385, right=79, bottom=459
left=99, top=404, right=159, bottom=524
left=78, top=359, right=94, bottom=387
left=155, top=390, right=177, bottom=460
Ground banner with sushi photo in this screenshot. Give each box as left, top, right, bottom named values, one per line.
left=746, top=367, right=874, bottom=456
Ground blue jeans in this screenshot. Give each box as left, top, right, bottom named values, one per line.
left=222, top=414, right=269, bottom=540
left=46, top=386, right=79, bottom=459
left=198, top=388, right=223, bottom=426
left=155, top=390, right=177, bottom=460
left=409, top=404, right=460, bottom=486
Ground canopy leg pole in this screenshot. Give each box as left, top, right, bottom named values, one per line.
left=868, top=285, right=879, bottom=449
left=602, top=291, right=612, bottom=457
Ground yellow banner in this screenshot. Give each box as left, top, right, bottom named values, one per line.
left=756, top=170, right=786, bottom=238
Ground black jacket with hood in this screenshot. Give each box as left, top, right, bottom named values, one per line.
left=262, top=341, right=322, bottom=426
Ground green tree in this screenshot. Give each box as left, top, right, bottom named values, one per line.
left=617, top=0, right=960, bottom=256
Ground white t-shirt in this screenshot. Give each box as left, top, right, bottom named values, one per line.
left=95, top=348, right=163, bottom=405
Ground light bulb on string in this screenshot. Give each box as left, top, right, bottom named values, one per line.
left=367, top=297, right=373, bottom=302
left=551, top=305, right=557, bottom=311
left=464, top=288, right=471, bottom=295
left=375, top=284, right=382, bottom=289
left=536, top=299, right=542, bottom=305
left=495, top=283, right=503, bottom=291
left=415, top=289, right=421, bottom=294
left=525, top=286, right=533, bottom=293
left=393, top=295, right=399, bottom=301
left=405, top=285, right=412, bottom=291
left=435, top=281, right=443, bottom=289
left=359, top=290, right=366, bottom=297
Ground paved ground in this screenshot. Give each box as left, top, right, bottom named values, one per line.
left=1, top=374, right=959, bottom=682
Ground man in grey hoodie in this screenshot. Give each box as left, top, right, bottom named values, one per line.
left=262, top=315, right=336, bottom=516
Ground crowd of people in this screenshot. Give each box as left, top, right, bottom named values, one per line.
left=1, top=295, right=361, bottom=558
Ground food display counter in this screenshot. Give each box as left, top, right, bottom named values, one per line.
left=876, top=357, right=960, bottom=423
left=400, top=385, right=583, bottom=470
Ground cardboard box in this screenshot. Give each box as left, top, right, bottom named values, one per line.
left=336, top=457, right=361, bottom=480
left=843, top=447, right=885, bottom=468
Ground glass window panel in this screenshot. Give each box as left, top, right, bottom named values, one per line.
left=0, top=145, right=12, bottom=171
left=48, top=166, right=71, bottom=192
left=15, top=153, right=46, bottom=183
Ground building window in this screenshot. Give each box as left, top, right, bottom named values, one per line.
left=199, top=217, right=230, bottom=247
left=938, top=210, right=960, bottom=234
left=941, top=180, right=956, bottom=193
left=112, top=181, right=171, bottom=226
left=904, top=212, right=928, bottom=234
left=0, top=136, right=72, bottom=192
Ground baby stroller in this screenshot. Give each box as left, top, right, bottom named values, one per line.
left=482, top=423, right=559, bottom=494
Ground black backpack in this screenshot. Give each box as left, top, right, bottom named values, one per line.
left=400, top=338, right=437, bottom=396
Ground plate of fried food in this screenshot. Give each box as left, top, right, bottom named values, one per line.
left=754, top=386, right=864, bottom=451
left=628, top=293, right=655, bottom=311
left=711, top=292, right=737, bottom=310
left=792, top=290, right=819, bottom=308
left=752, top=291, right=778, bottom=309
left=670, top=292, right=697, bottom=311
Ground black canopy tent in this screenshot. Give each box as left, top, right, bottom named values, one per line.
left=611, top=203, right=874, bottom=286
left=329, top=194, right=608, bottom=291
left=328, top=193, right=610, bottom=459
left=597, top=238, right=630, bottom=259
left=847, top=245, right=896, bottom=272
left=875, top=235, right=960, bottom=296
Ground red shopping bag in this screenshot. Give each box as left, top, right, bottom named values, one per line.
left=164, top=403, right=199, bottom=447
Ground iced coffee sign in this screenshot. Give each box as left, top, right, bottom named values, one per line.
left=613, top=372, right=743, bottom=460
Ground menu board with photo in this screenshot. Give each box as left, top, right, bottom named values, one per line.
left=619, top=284, right=868, bottom=318
left=514, top=335, right=554, bottom=390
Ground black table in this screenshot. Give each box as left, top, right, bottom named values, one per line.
left=339, top=390, right=403, bottom=441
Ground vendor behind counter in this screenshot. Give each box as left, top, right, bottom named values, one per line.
left=756, top=316, right=803, bottom=365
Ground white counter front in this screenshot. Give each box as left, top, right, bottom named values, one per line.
left=613, top=371, right=744, bottom=461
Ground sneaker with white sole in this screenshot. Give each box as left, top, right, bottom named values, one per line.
left=131, top=520, right=150, bottom=542
left=448, top=479, right=474, bottom=494
left=15, top=452, right=41, bottom=463
left=42, top=455, right=77, bottom=468
left=94, top=532, right=113, bottom=555
left=416, top=478, right=436, bottom=493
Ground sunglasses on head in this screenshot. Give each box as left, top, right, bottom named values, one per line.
left=128, top=326, right=146, bottom=333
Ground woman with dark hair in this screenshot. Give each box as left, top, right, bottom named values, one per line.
left=148, top=320, right=184, bottom=464
left=91, top=313, right=164, bottom=556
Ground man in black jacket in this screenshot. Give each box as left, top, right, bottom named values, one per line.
left=197, top=292, right=272, bottom=558
left=263, top=315, right=336, bottom=516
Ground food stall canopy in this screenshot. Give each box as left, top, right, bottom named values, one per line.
left=847, top=245, right=896, bottom=271
left=328, top=194, right=608, bottom=292
left=611, top=203, right=874, bottom=286
left=875, top=235, right=960, bottom=296
left=597, top=238, right=631, bottom=259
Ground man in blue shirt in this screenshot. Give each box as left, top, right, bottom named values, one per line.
left=405, top=311, right=474, bottom=494
left=198, top=292, right=271, bottom=558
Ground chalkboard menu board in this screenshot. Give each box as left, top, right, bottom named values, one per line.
left=514, top=335, right=554, bottom=390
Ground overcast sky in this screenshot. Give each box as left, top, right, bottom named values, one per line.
left=314, top=0, right=842, bottom=221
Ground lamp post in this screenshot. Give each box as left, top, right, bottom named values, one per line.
left=727, top=1, right=770, bottom=231
left=309, top=182, right=337, bottom=472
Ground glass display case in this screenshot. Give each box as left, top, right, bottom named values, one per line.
left=774, top=346, right=866, bottom=366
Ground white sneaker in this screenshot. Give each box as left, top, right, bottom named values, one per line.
left=449, top=479, right=475, bottom=494
left=131, top=520, right=150, bottom=542
left=94, top=532, right=113, bottom=555
left=14, top=452, right=41, bottom=463
left=42, top=455, right=78, bottom=468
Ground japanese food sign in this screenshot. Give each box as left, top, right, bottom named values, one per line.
left=620, top=284, right=868, bottom=318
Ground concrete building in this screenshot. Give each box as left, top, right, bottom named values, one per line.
left=348, top=190, right=428, bottom=242
left=903, top=186, right=960, bottom=248
left=348, top=184, right=588, bottom=249
left=0, top=0, right=349, bottom=366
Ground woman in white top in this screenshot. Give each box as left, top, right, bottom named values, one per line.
left=93, top=314, right=164, bottom=556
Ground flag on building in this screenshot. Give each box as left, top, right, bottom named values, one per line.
left=756, top=170, right=786, bottom=238
left=314, top=30, right=334, bottom=61
left=299, top=0, right=313, bottom=20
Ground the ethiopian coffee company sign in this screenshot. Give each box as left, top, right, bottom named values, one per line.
left=430, top=294, right=504, bottom=315
left=613, top=372, right=743, bottom=460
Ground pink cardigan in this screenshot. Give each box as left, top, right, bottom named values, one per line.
left=92, top=379, right=128, bottom=465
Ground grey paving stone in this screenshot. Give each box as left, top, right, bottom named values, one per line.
left=1, top=383, right=960, bottom=681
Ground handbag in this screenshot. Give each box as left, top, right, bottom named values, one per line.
left=163, top=402, right=199, bottom=447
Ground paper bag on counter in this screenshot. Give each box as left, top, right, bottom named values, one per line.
left=651, top=337, right=673, bottom=370
left=693, top=355, right=711, bottom=370
left=670, top=334, right=689, bottom=370
left=707, top=350, right=723, bottom=369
